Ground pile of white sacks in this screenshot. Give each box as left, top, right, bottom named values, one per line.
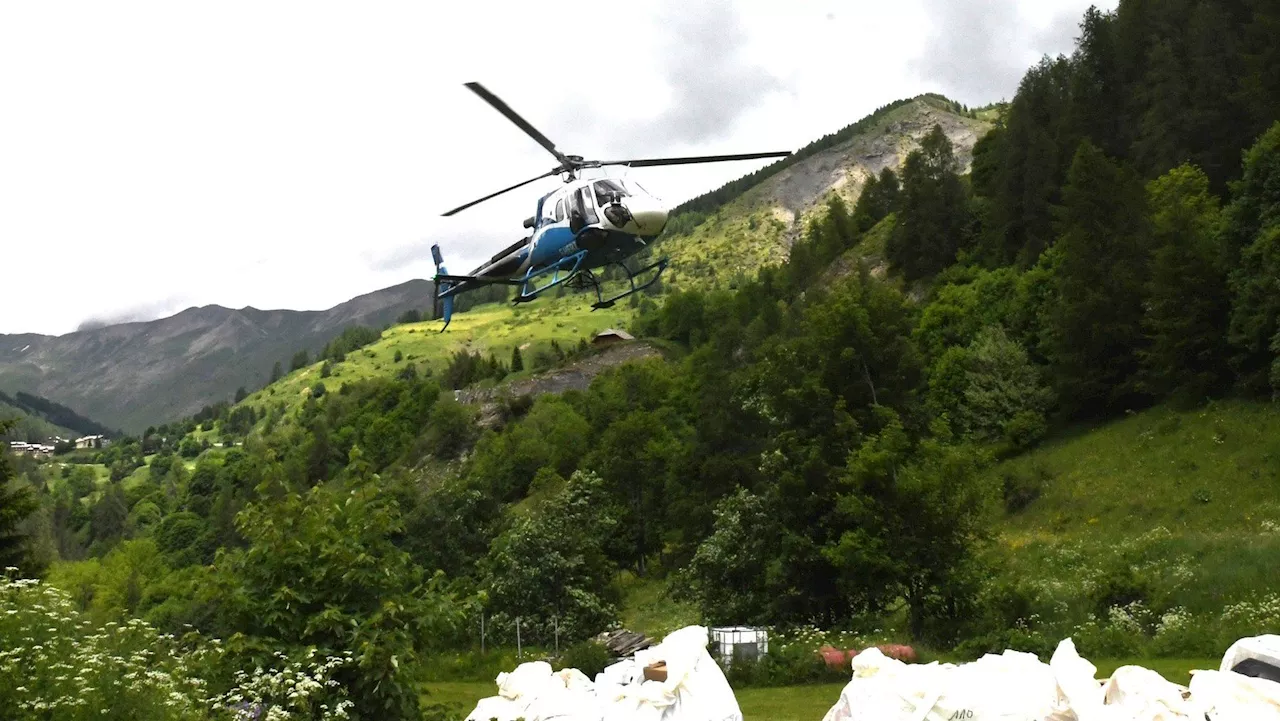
left=822, top=635, right=1280, bottom=721
left=465, top=627, right=1280, bottom=721
left=465, top=625, right=742, bottom=721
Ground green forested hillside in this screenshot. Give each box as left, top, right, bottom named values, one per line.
left=5, top=1, right=1280, bottom=719
left=0, top=390, right=116, bottom=443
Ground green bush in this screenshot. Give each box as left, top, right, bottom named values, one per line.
left=558, top=640, right=613, bottom=679
left=1003, top=409, right=1048, bottom=449
left=1000, top=467, right=1046, bottom=514
left=721, top=644, right=850, bottom=688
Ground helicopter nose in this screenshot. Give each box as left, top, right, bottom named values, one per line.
left=633, top=208, right=668, bottom=235
left=627, top=198, right=668, bottom=236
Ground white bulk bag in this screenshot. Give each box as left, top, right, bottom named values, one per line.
left=1098, top=666, right=1198, bottom=721
left=1189, top=668, right=1280, bottom=720
left=1220, top=635, right=1280, bottom=677
left=821, top=639, right=1111, bottom=721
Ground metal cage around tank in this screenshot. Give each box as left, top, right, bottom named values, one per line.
left=709, top=626, right=769, bottom=667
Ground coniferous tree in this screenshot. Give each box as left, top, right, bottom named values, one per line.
left=1133, top=40, right=1190, bottom=176
left=1183, top=2, right=1251, bottom=192
left=1227, top=124, right=1280, bottom=395
left=1068, top=7, right=1124, bottom=156
left=0, top=425, right=39, bottom=572
left=269, top=361, right=283, bottom=384
left=289, top=350, right=310, bottom=372
left=1140, top=164, right=1230, bottom=403
left=511, top=346, right=524, bottom=373
left=886, top=126, right=971, bottom=280
left=233, top=386, right=248, bottom=403
left=89, top=481, right=128, bottom=549
left=854, top=167, right=901, bottom=232
left=1240, top=4, right=1280, bottom=134
left=1046, top=140, right=1150, bottom=416
left=976, top=57, right=1075, bottom=266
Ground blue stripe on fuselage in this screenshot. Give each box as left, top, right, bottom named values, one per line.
left=530, top=226, right=578, bottom=266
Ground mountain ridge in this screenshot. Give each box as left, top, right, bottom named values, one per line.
left=0, top=279, right=437, bottom=433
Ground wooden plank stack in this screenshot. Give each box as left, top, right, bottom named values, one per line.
left=596, top=629, right=655, bottom=657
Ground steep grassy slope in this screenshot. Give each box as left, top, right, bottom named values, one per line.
left=656, top=98, right=992, bottom=288
left=995, top=400, right=1280, bottom=538
left=986, top=400, right=1280, bottom=624
left=244, top=296, right=634, bottom=417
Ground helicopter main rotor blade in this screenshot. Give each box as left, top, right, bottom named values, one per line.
left=441, top=169, right=557, bottom=217
left=597, top=151, right=793, bottom=168
left=465, top=82, right=570, bottom=167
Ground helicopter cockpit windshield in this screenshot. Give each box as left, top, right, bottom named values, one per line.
left=593, top=179, right=629, bottom=207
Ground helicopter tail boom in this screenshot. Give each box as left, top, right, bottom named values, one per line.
left=431, top=244, right=456, bottom=332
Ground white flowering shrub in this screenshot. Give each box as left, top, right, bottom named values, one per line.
left=1218, top=593, right=1280, bottom=644
left=1, top=570, right=354, bottom=721
left=209, top=649, right=354, bottom=721
left=1150, top=606, right=1216, bottom=656
left=0, top=573, right=208, bottom=720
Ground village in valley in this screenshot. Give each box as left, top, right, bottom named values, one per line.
left=5, top=434, right=110, bottom=458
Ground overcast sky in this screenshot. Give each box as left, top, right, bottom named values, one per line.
left=0, top=0, right=1116, bottom=336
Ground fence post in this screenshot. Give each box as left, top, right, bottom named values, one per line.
left=554, top=617, right=560, bottom=654
left=481, top=612, right=486, bottom=654
left=517, top=617, right=523, bottom=659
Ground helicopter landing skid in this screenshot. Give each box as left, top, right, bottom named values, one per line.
left=513, top=250, right=589, bottom=304
left=587, top=257, right=669, bottom=311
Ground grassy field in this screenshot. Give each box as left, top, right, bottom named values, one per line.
left=966, top=399, right=1280, bottom=655
left=995, top=399, right=1280, bottom=538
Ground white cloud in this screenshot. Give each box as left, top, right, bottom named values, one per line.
left=909, top=0, right=1119, bottom=105
left=0, top=0, right=1108, bottom=335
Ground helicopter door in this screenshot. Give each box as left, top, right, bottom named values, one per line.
left=567, top=184, right=598, bottom=233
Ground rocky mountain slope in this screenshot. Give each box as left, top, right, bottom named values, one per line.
left=0, top=280, right=435, bottom=433
left=656, top=97, right=992, bottom=286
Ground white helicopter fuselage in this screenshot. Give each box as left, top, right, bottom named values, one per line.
left=466, top=175, right=669, bottom=281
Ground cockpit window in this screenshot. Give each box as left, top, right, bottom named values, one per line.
left=554, top=198, right=565, bottom=222
left=593, top=179, right=628, bottom=206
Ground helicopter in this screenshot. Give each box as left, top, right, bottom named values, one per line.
left=430, top=82, right=792, bottom=331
